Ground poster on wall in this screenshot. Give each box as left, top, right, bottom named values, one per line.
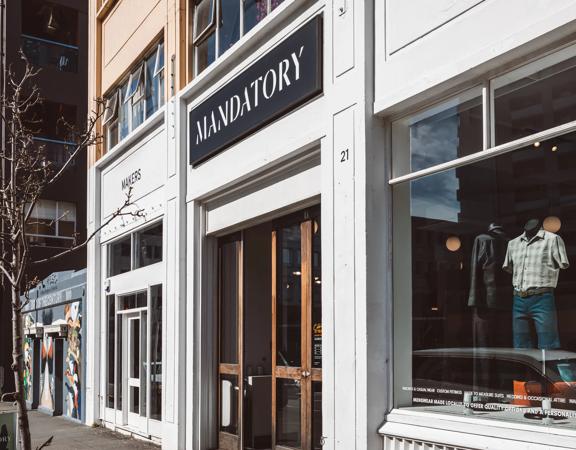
left=189, top=15, right=323, bottom=166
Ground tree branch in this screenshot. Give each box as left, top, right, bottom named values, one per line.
left=31, top=188, right=144, bottom=266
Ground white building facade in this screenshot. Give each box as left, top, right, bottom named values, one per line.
left=85, top=0, right=576, bottom=449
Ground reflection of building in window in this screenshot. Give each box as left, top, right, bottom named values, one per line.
left=26, top=200, right=77, bottom=248
left=24, top=101, right=78, bottom=169
left=393, top=45, right=576, bottom=421
left=103, top=41, right=165, bottom=152
left=190, top=0, right=285, bottom=77
left=21, top=0, right=79, bottom=73
left=107, top=222, right=163, bottom=277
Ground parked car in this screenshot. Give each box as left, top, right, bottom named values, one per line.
left=413, top=347, right=576, bottom=410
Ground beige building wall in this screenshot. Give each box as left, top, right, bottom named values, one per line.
left=88, top=0, right=186, bottom=163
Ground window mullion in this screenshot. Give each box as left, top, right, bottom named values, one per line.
left=488, top=79, right=495, bottom=149
left=239, top=0, right=244, bottom=37
left=482, top=82, right=490, bottom=151
left=215, top=0, right=221, bottom=59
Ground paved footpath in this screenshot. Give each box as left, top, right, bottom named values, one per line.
left=29, top=411, right=159, bottom=449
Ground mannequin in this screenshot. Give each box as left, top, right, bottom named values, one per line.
left=468, top=223, right=512, bottom=346
left=524, top=218, right=541, bottom=239
left=503, top=218, right=569, bottom=349
left=468, top=223, right=513, bottom=392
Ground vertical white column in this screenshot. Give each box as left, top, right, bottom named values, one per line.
left=332, top=106, right=357, bottom=450
left=163, top=90, right=187, bottom=449
left=85, top=164, right=102, bottom=426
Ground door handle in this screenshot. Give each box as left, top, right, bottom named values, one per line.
left=301, top=370, right=310, bottom=378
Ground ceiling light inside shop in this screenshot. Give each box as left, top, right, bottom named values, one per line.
left=543, top=216, right=561, bottom=233
left=552, top=145, right=559, bottom=152
left=533, top=141, right=541, bottom=148
left=445, top=236, right=461, bottom=252
left=292, top=271, right=301, bottom=276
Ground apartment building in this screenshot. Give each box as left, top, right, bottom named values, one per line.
left=0, top=0, right=88, bottom=422
left=87, top=0, right=576, bottom=449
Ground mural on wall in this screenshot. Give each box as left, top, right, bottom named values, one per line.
left=23, top=315, right=34, bottom=403
left=23, top=338, right=32, bottom=403
left=39, top=336, right=54, bottom=410
left=64, top=301, right=81, bottom=419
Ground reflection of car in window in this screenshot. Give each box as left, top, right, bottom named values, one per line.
left=413, top=348, right=576, bottom=410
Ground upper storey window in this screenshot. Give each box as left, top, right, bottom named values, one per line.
left=103, top=41, right=165, bottom=153
left=191, top=0, right=285, bottom=77
left=21, top=0, right=79, bottom=73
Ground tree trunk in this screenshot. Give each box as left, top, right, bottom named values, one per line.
left=12, top=284, right=32, bottom=450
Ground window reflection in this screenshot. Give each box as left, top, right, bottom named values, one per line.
left=494, top=56, right=576, bottom=145
left=404, top=132, right=576, bottom=423
left=393, top=91, right=483, bottom=175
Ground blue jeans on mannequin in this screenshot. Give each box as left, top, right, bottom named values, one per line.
left=513, top=292, right=560, bottom=349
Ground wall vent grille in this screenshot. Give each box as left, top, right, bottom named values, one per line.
left=382, top=435, right=473, bottom=450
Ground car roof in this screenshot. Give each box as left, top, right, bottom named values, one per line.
left=414, top=347, right=576, bottom=363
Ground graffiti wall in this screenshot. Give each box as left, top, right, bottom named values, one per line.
left=21, top=270, right=86, bottom=422
left=64, top=302, right=81, bottom=419
left=23, top=338, right=33, bottom=404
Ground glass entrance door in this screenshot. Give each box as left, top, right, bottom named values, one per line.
left=216, top=209, right=322, bottom=450
left=123, top=311, right=147, bottom=430
left=272, top=214, right=322, bottom=450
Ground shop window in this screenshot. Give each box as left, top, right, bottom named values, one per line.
left=150, top=285, right=162, bottom=421
left=392, top=45, right=576, bottom=428
left=103, top=41, right=165, bottom=153
left=107, top=222, right=163, bottom=277
left=108, top=236, right=131, bottom=277
left=106, top=295, right=115, bottom=409
left=391, top=88, right=483, bottom=178
left=134, top=223, right=163, bottom=269
left=26, top=200, right=76, bottom=248
left=190, top=0, right=285, bottom=77
left=118, top=292, right=147, bottom=311
left=493, top=54, right=576, bottom=145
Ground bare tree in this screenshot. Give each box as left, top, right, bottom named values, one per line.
left=0, top=58, right=141, bottom=450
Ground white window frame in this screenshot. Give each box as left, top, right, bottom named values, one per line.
left=388, top=42, right=576, bottom=440
left=103, top=91, right=119, bottom=126
left=191, top=0, right=283, bottom=77
left=124, top=64, right=145, bottom=104
left=107, top=220, right=164, bottom=278
left=192, top=0, right=216, bottom=45
left=104, top=42, right=165, bottom=152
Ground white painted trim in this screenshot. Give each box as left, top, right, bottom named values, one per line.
left=381, top=409, right=576, bottom=449
left=179, top=0, right=322, bottom=103
left=96, top=106, right=166, bottom=170
left=205, top=164, right=321, bottom=235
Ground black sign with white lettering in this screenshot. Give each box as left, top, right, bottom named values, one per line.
left=189, top=16, right=323, bottom=166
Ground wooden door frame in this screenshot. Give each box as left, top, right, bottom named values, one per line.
left=217, top=234, right=244, bottom=450
left=271, top=213, right=319, bottom=450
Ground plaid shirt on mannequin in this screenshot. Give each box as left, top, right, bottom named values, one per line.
left=503, top=229, right=569, bottom=291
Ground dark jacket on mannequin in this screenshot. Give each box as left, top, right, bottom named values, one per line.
left=468, top=225, right=512, bottom=309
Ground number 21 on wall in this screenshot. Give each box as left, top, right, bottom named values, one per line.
left=340, top=148, right=349, bottom=163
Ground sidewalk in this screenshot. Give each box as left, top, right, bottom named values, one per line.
left=29, top=411, right=159, bottom=450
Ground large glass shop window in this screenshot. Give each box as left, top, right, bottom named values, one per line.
left=400, top=132, right=576, bottom=424
left=394, top=49, right=576, bottom=427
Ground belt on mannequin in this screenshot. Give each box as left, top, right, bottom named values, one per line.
left=514, top=287, right=554, bottom=298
